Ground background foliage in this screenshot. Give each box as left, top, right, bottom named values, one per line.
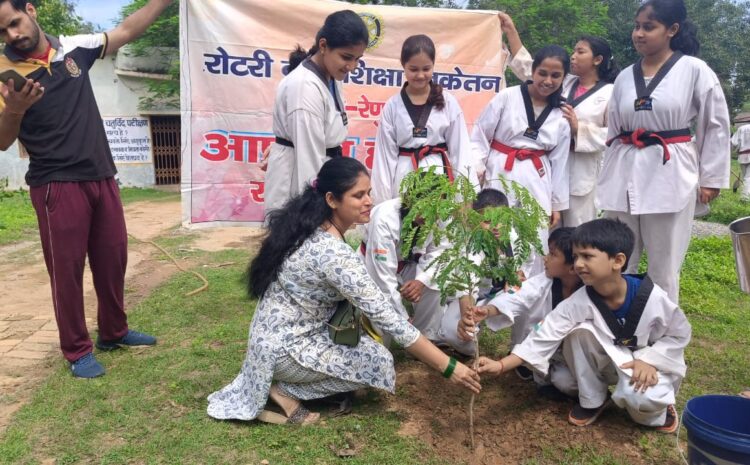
left=30, top=1, right=750, bottom=117
left=33, top=0, right=93, bottom=36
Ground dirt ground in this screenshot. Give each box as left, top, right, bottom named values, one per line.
left=0, top=198, right=260, bottom=434
left=385, top=361, right=666, bottom=465
left=0, top=198, right=680, bottom=464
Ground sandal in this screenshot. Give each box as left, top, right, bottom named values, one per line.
left=740, top=390, right=750, bottom=399
left=257, top=405, right=320, bottom=425
left=288, top=405, right=320, bottom=425
left=261, top=385, right=321, bottom=426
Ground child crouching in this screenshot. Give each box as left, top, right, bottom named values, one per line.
left=477, top=218, right=691, bottom=432
left=456, top=227, right=582, bottom=384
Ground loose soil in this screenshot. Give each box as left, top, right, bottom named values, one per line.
left=386, top=361, right=674, bottom=465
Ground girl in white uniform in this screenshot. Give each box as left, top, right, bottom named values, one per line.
left=598, top=0, right=730, bottom=303
left=264, top=10, right=369, bottom=213
left=496, top=14, right=617, bottom=227
left=560, top=37, right=618, bottom=226
left=471, top=45, right=571, bottom=275
left=370, top=35, right=475, bottom=205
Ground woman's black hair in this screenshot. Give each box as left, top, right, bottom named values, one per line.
left=531, top=45, right=570, bottom=107
left=577, top=35, right=620, bottom=84
left=288, top=10, right=369, bottom=72
left=248, top=157, right=369, bottom=298
left=637, top=0, right=700, bottom=56
left=400, top=34, right=445, bottom=110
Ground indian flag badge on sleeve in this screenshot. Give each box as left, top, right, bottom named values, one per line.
left=373, top=248, right=388, bottom=262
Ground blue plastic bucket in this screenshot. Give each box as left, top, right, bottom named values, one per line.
left=682, top=395, right=750, bottom=465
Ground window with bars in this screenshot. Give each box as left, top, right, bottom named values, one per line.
left=150, top=116, right=181, bottom=185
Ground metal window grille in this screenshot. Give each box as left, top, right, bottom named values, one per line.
left=150, top=116, right=181, bottom=185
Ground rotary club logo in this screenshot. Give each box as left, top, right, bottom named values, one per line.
left=358, top=12, right=384, bottom=51
left=65, top=56, right=81, bottom=78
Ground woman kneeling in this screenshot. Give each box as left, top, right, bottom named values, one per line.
left=207, top=157, right=480, bottom=425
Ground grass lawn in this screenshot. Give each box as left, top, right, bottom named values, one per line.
left=703, top=159, right=750, bottom=225
left=118, top=187, right=180, bottom=205
left=0, top=189, right=35, bottom=246
left=1, top=232, right=747, bottom=465
left=0, top=187, right=178, bottom=246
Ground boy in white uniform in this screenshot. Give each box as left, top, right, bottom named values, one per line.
left=477, top=219, right=690, bottom=433
left=731, top=122, right=750, bottom=201
left=364, top=190, right=508, bottom=346
left=453, top=227, right=582, bottom=381
left=361, top=197, right=446, bottom=342
left=436, top=189, right=513, bottom=356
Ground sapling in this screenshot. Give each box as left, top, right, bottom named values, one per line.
left=399, top=168, right=547, bottom=448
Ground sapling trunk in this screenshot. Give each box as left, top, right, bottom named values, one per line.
left=468, top=294, right=478, bottom=449
left=399, top=168, right=547, bottom=451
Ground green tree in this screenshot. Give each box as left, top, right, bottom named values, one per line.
left=400, top=167, right=546, bottom=449
left=120, top=0, right=178, bottom=51
left=120, top=0, right=179, bottom=108
left=467, top=0, right=609, bottom=55
left=686, top=0, right=750, bottom=116
left=601, top=0, right=640, bottom=66
left=34, top=0, right=93, bottom=36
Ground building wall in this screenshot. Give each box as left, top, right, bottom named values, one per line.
left=0, top=49, right=176, bottom=190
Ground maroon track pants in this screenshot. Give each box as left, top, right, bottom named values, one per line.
left=30, top=177, right=129, bottom=362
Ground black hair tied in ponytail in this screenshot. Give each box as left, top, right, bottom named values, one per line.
left=427, top=82, right=445, bottom=111
left=288, top=45, right=309, bottom=72
left=638, top=0, right=700, bottom=56
left=248, top=157, right=369, bottom=298
left=287, top=10, right=369, bottom=73
left=578, top=35, right=620, bottom=83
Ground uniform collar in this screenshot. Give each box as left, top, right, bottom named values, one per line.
left=4, top=33, right=60, bottom=62
left=302, top=57, right=330, bottom=85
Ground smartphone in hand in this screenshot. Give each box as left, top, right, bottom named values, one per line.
left=0, top=69, right=30, bottom=92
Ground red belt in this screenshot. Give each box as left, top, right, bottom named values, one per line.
left=606, top=128, right=692, bottom=165
left=739, top=149, right=750, bottom=155
left=490, top=140, right=548, bottom=177
left=398, top=143, right=453, bottom=182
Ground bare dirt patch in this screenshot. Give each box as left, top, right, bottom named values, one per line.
left=387, top=361, right=674, bottom=465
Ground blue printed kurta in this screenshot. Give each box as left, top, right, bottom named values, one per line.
left=207, top=229, right=421, bottom=420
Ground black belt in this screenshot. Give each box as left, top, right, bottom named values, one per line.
left=275, top=136, right=342, bottom=158
left=397, top=142, right=448, bottom=155
left=606, top=128, right=692, bottom=165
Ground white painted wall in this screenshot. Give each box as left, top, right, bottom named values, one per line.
left=93, top=54, right=156, bottom=187
left=0, top=48, right=178, bottom=190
